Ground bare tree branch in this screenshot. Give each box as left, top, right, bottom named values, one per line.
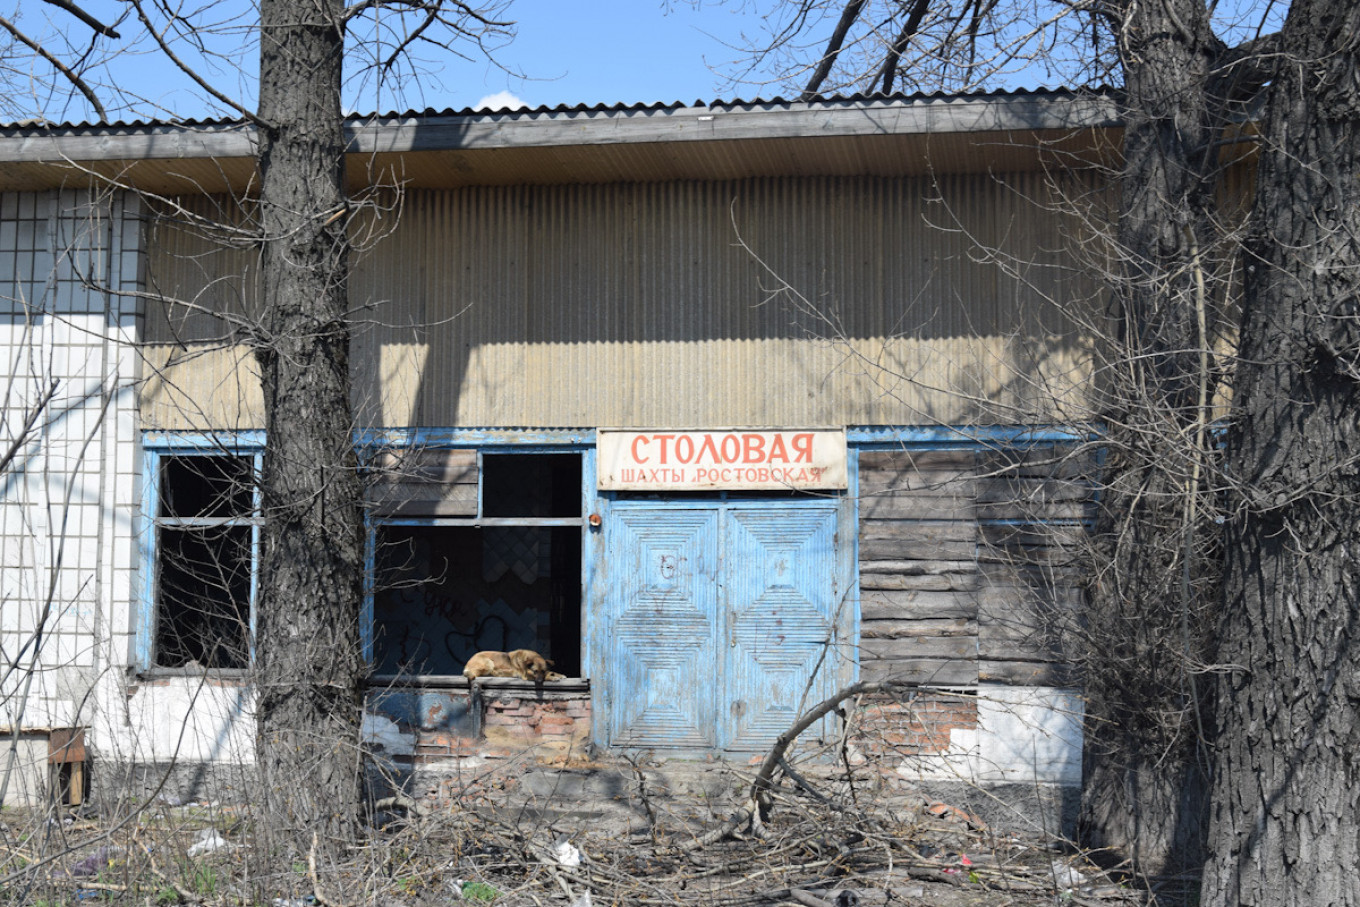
left=381, top=8, right=441, bottom=73
left=40, top=0, right=121, bottom=38
left=684, top=679, right=919, bottom=851
left=802, top=0, right=868, bottom=99
left=1210, top=31, right=1282, bottom=105
left=0, top=380, right=59, bottom=478
left=0, top=15, right=108, bottom=121
left=876, top=0, right=933, bottom=94
left=343, top=0, right=511, bottom=29
left=128, top=0, right=272, bottom=128
left=962, top=0, right=1001, bottom=80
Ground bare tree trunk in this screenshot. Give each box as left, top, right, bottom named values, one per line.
left=1078, top=0, right=1226, bottom=874
left=254, top=0, right=365, bottom=852
left=1203, top=3, right=1360, bottom=904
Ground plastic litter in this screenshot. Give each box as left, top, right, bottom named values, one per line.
left=187, top=829, right=230, bottom=856
left=361, top=712, right=415, bottom=755
left=1050, top=858, right=1089, bottom=889
left=552, top=838, right=582, bottom=868
left=69, top=846, right=116, bottom=877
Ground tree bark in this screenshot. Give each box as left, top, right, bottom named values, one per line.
left=1078, top=0, right=1227, bottom=874
left=1203, top=2, right=1360, bottom=904
left=254, top=0, right=365, bottom=853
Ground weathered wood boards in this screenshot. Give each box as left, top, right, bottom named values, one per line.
left=857, top=446, right=1093, bottom=686
left=366, top=448, right=478, bottom=517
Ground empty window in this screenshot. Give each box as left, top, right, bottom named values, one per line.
left=152, top=453, right=258, bottom=669
left=145, top=442, right=584, bottom=677
left=482, top=453, right=582, bottom=517
left=373, top=525, right=581, bottom=676
left=372, top=452, right=583, bottom=677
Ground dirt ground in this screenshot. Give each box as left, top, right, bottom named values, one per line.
left=0, top=760, right=1184, bottom=906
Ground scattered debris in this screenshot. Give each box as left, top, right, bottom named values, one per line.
left=1051, top=857, right=1090, bottom=890
left=362, top=713, right=416, bottom=755
left=68, top=846, right=118, bottom=877
left=187, top=828, right=231, bottom=856
left=925, top=800, right=986, bottom=829
left=2, top=758, right=1145, bottom=907
left=551, top=838, right=582, bottom=868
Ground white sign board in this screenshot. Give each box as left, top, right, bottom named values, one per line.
left=598, top=429, right=847, bottom=491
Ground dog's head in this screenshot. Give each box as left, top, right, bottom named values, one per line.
left=509, top=649, right=554, bottom=682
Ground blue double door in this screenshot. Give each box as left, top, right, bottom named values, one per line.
left=599, top=499, right=852, bottom=754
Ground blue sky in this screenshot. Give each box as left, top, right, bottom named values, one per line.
left=15, top=0, right=1286, bottom=122
left=20, top=0, right=772, bottom=121
left=364, top=0, right=1285, bottom=112
left=451, top=1, right=760, bottom=110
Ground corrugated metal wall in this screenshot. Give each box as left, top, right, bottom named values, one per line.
left=142, top=174, right=1103, bottom=430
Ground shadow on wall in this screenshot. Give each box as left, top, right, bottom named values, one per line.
left=140, top=172, right=1103, bottom=432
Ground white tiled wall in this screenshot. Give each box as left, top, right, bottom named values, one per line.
left=0, top=190, right=262, bottom=786
left=0, top=189, right=141, bottom=734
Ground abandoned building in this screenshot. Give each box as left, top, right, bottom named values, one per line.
left=0, top=90, right=1115, bottom=819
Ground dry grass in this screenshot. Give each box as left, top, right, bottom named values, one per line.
left=0, top=754, right=1158, bottom=907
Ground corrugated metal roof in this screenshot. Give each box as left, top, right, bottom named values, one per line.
left=0, top=87, right=1117, bottom=133
left=0, top=88, right=1122, bottom=193
left=385, top=86, right=1118, bottom=120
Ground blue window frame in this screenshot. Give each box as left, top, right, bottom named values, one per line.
left=141, top=430, right=595, bottom=676
left=139, top=432, right=264, bottom=671
left=363, top=434, right=593, bottom=679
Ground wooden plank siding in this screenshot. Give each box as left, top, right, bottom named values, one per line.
left=857, top=446, right=1094, bottom=686
left=366, top=448, right=478, bottom=518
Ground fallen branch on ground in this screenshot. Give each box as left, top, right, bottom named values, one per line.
left=684, top=679, right=919, bottom=852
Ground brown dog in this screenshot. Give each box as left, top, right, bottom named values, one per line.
left=463, top=648, right=558, bottom=683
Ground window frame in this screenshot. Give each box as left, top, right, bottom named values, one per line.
left=138, top=432, right=265, bottom=673
left=362, top=436, right=594, bottom=680
left=140, top=430, right=596, bottom=676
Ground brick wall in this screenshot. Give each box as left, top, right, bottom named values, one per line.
left=852, top=690, right=978, bottom=760
left=388, top=689, right=592, bottom=806
left=482, top=694, right=591, bottom=749
left=384, top=688, right=592, bottom=767
left=399, top=688, right=978, bottom=769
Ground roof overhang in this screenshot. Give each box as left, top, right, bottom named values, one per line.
left=0, top=92, right=1122, bottom=194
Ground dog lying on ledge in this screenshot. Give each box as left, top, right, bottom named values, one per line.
left=463, top=648, right=565, bottom=683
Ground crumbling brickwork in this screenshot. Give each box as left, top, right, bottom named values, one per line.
left=852, top=691, right=978, bottom=759
left=398, top=694, right=592, bottom=764
left=481, top=694, right=591, bottom=752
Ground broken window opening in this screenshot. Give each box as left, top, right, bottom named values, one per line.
left=146, top=443, right=584, bottom=676
left=372, top=451, right=583, bottom=678
left=481, top=453, right=582, bottom=518
left=152, top=453, right=258, bottom=670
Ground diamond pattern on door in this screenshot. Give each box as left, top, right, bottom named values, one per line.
left=601, top=500, right=845, bottom=754
left=723, top=507, right=839, bottom=751
left=606, top=508, right=718, bottom=748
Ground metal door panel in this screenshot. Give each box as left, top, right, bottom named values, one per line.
left=600, top=499, right=847, bottom=754
left=722, top=505, right=839, bottom=751
left=605, top=507, right=719, bottom=748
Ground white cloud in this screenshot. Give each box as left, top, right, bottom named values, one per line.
left=474, top=91, right=528, bottom=111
